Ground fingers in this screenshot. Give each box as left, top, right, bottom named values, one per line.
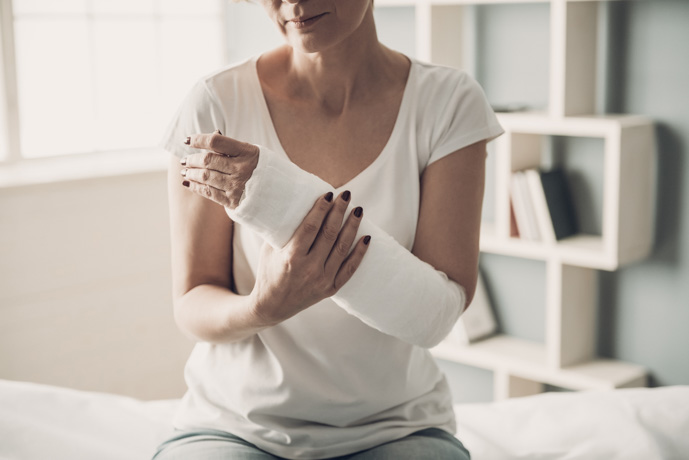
left=309, top=191, right=353, bottom=259
left=181, top=166, right=229, bottom=190
left=180, top=157, right=244, bottom=207
left=180, top=130, right=258, bottom=179
left=333, top=235, right=371, bottom=290
left=181, top=150, right=234, bottom=173
left=324, top=205, right=364, bottom=275
left=187, top=132, right=258, bottom=158
left=288, top=192, right=336, bottom=254
left=181, top=178, right=235, bottom=208
left=179, top=132, right=260, bottom=209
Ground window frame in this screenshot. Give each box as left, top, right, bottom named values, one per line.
left=0, top=0, right=230, bottom=184
left=1, top=0, right=22, bottom=163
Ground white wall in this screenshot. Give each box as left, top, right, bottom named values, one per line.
left=0, top=169, right=193, bottom=400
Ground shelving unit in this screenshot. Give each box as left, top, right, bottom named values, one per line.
left=374, top=0, right=656, bottom=400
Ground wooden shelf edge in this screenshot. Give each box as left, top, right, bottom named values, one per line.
left=479, top=230, right=617, bottom=269
left=495, top=112, right=653, bottom=137
left=431, top=335, right=647, bottom=391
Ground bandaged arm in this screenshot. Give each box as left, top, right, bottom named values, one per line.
left=226, top=147, right=466, bottom=348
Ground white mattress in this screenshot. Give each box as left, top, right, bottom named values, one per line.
left=1, top=378, right=688, bottom=460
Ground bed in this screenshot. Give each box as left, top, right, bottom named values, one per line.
left=1, top=378, right=687, bottom=460
left=2, top=272, right=687, bottom=460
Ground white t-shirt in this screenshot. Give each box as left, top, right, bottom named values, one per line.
left=161, top=55, right=503, bottom=459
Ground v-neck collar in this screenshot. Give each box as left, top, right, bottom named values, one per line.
left=250, top=54, right=416, bottom=191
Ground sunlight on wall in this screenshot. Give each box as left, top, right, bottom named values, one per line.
left=12, top=0, right=223, bottom=158
left=10, top=1, right=416, bottom=159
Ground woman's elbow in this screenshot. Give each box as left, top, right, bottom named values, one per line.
left=411, top=285, right=467, bottom=349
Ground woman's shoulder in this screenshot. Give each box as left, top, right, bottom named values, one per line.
left=407, top=59, right=502, bottom=167
left=191, top=57, right=258, bottom=100
left=410, top=59, right=480, bottom=101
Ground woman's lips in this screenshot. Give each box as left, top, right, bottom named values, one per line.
left=288, top=13, right=327, bottom=29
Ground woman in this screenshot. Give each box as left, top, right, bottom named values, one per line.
left=154, top=0, right=503, bottom=458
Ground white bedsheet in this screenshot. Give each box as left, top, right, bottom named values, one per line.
left=0, top=378, right=687, bottom=460
left=453, top=386, right=689, bottom=460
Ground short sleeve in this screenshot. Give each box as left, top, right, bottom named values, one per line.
left=427, top=73, right=504, bottom=167
left=159, top=79, right=226, bottom=158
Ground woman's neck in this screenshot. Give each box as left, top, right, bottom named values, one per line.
left=274, top=11, right=403, bottom=115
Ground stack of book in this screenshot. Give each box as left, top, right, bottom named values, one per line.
left=510, top=168, right=578, bottom=243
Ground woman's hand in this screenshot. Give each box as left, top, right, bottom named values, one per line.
left=180, top=130, right=259, bottom=209
left=249, top=191, right=371, bottom=327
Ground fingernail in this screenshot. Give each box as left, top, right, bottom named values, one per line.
left=214, top=129, right=222, bottom=135
left=354, top=207, right=363, bottom=218
left=363, top=235, right=371, bottom=245
left=182, top=180, right=190, bottom=187
left=325, top=192, right=333, bottom=202
left=180, top=157, right=187, bottom=165
left=184, top=136, right=190, bottom=145
left=180, top=168, right=187, bottom=177
left=342, top=190, right=351, bottom=202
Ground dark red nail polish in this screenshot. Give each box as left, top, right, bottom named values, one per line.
left=363, top=235, right=371, bottom=245
left=354, top=207, right=363, bottom=218
left=180, top=157, right=187, bottom=165
left=342, top=190, right=351, bottom=202
left=182, top=180, right=190, bottom=187
left=325, top=192, right=333, bottom=202
left=184, top=136, right=191, bottom=145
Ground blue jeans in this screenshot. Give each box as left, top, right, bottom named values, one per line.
left=152, top=427, right=470, bottom=460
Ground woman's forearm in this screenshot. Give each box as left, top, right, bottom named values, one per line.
left=174, top=284, right=267, bottom=344
left=226, top=146, right=466, bottom=348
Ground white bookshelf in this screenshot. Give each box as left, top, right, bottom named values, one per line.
left=374, top=0, right=656, bottom=399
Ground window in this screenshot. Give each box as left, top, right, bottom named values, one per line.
left=1, top=0, right=224, bottom=160
left=0, top=0, right=414, bottom=166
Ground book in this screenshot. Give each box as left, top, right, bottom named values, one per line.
left=509, top=200, right=520, bottom=238
left=446, top=272, right=498, bottom=346
left=510, top=171, right=540, bottom=241
left=539, top=169, right=578, bottom=240
left=525, top=169, right=557, bottom=244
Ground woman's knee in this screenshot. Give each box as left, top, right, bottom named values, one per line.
left=152, top=429, right=281, bottom=460
left=346, top=428, right=470, bottom=460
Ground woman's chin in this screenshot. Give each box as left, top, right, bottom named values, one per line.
left=285, top=31, right=341, bottom=55
left=288, top=40, right=329, bottom=55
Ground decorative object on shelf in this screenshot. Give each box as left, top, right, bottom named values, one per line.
left=446, top=272, right=498, bottom=346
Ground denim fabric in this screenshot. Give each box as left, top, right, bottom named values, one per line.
left=152, top=427, right=470, bottom=460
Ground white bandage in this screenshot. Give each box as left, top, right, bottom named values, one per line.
left=226, top=146, right=466, bottom=348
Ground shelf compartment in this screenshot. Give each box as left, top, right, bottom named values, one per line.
left=431, top=334, right=647, bottom=395
left=488, top=113, right=655, bottom=271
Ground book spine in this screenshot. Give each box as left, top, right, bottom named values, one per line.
left=510, top=172, right=531, bottom=240
left=509, top=200, right=520, bottom=238
left=512, top=171, right=540, bottom=241
left=541, top=170, right=578, bottom=240
left=525, top=169, right=557, bottom=244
